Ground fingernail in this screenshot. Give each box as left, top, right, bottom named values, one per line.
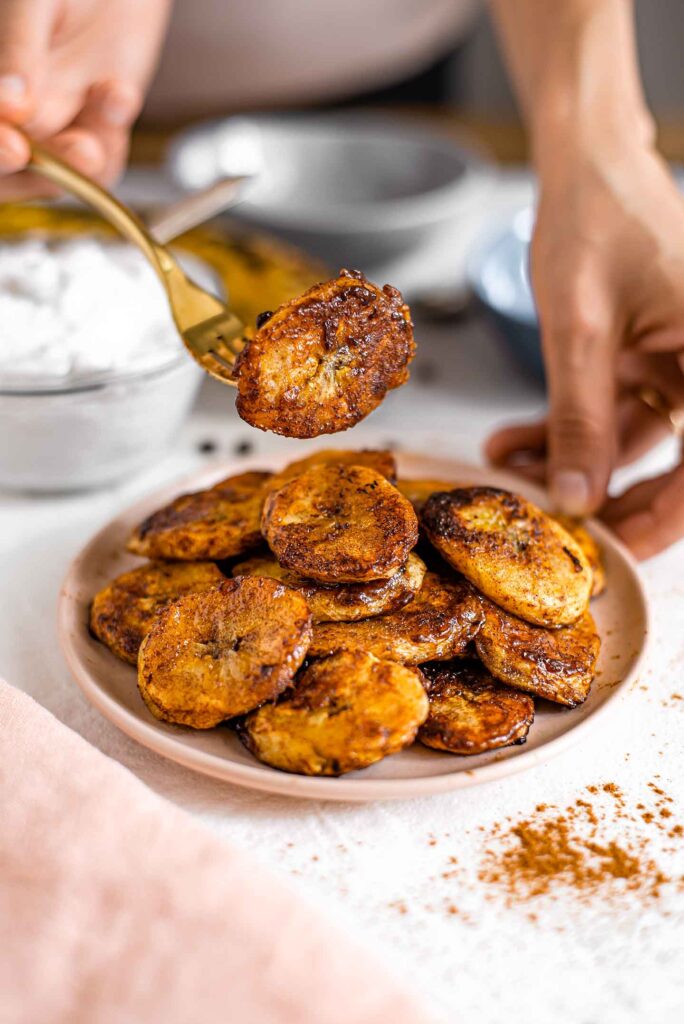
left=551, top=470, right=591, bottom=516
left=0, top=74, right=27, bottom=103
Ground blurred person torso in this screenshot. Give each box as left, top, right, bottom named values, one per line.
left=146, top=0, right=478, bottom=118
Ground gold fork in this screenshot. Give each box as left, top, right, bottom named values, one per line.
left=26, top=137, right=245, bottom=385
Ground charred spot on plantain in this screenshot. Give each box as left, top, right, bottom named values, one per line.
left=563, top=546, right=585, bottom=573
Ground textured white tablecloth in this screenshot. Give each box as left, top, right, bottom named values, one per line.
left=1, top=171, right=683, bottom=1024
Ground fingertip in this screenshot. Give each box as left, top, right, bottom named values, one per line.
left=549, top=470, right=596, bottom=517
left=0, top=123, right=30, bottom=173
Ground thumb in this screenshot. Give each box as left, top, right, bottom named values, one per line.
left=541, top=302, right=618, bottom=516
left=0, top=0, right=54, bottom=122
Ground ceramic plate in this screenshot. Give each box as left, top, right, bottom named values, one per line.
left=58, top=453, right=649, bottom=802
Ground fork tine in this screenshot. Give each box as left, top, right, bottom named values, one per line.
left=212, top=336, right=246, bottom=363
left=207, top=347, right=237, bottom=373
left=199, top=350, right=238, bottom=384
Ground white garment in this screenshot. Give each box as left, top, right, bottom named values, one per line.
left=145, top=0, right=478, bottom=117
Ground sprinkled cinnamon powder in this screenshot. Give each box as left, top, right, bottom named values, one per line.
left=388, top=900, right=408, bottom=915
left=477, top=786, right=680, bottom=904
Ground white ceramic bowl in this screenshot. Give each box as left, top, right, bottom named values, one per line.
left=167, top=112, right=492, bottom=265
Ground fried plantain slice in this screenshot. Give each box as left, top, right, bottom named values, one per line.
left=127, top=470, right=271, bottom=561
left=238, top=650, right=428, bottom=775
left=266, top=448, right=397, bottom=494
left=555, top=515, right=606, bottom=597
left=262, top=463, right=418, bottom=583
left=232, top=551, right=426, bottom=623
left=137, top=577, right=313, bottom=729
left=308, top=572, right=484, bottom=664
left=397, top=478, right=466, bottom=514
left=90, top=561, right=225, bottom=665
left=474, top=598, right=600, bottom=707
left=418, top=660, right=535, bottom=755
left=235, top=269, right=415, bottom=438
left=422, top=487, right=592, bottom=627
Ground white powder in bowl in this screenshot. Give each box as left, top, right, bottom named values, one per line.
left=0, top=236, right=186, bottom=385
left=0, top=234, right=214, bottom=491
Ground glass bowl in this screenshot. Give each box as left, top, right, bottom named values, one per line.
left=0, top=358, right=202, bottom=493
left=0, top=206, right=220, bottom=493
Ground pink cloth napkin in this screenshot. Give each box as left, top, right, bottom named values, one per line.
left=0, top=680, right=436, bottom=1024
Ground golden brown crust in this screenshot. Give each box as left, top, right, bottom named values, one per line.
left=261, top=463, right=418, bottom=583
left=235, top=270, right=415, bottom=438
left=554, top=515, right=606, bottom=597
left=266, top=449, right=397, bottom=494
left=137, top=577, right=313, bottom=729
left=89, top=561, right=225, bottom=665
left=474, top=599, right=600, bottom=707
left=126, top=471, right=271, bottom=561
left=232, top=551, right=426, bottom=623
left=396, top=478, right=467, bottom=514
left=422, top=487, right=592, bottom=627
left=308, top=572, right=484, bottom=664
left=418, top=660, right=535, bottom=754
left=238, top=651, right=428, bottom=775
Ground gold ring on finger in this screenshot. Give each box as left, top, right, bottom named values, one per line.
left=634, top=385, right=684, bottom=439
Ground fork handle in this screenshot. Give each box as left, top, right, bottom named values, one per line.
left=26, top=135, right=179, bottom=285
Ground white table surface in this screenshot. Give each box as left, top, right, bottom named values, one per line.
left=2, top=171, right=683, bottom=1024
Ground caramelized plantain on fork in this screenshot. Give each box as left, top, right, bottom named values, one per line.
left=235, top=270, right=415, bottom=437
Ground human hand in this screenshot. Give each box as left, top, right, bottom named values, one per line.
left=486, top=142, right=684, bottom=559
left=0, top=0, right=170, bottom=198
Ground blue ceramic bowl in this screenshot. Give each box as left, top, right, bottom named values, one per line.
left=467, top=206, right=545, bottom=380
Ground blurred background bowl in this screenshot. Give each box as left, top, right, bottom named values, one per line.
left=167, top=111, right=493, bottom=267
left=467, top=205, right=544, bottom=380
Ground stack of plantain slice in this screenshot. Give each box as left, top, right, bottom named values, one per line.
left=90, top=449, right=604, bottom=777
